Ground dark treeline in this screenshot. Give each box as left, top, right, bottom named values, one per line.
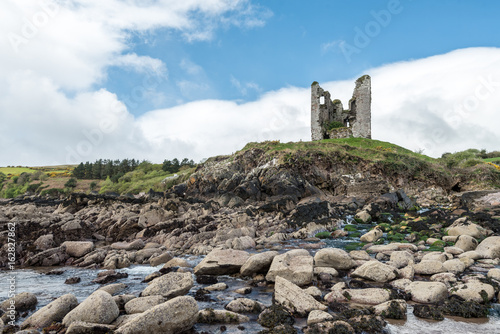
left=72, top=158, right=197, bottom=182
left=162, top=158, right=196, bottom=173
left=72, top=159, right=142, bottom=181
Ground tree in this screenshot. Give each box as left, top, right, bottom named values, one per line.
left=171, top=158, right=180, bottom=173
left=90, top=181, right=97, bottom=191
left=72, top=163, right=85, bottom=178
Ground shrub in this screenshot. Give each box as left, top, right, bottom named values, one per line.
left=325, top=121, right=345, bottom=131
left=64, top=178, right=77, bottom=189
left=315, top=231, right=332, bottom=239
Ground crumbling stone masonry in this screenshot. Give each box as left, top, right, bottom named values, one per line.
left=311, top=75, right=371, bottom=140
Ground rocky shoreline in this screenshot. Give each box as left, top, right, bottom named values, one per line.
left=0, top=185, right=498, bottom=333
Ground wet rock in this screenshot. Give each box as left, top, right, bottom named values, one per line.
left=304, top=320, right=354, bottom=334
left=205, top=283, right=228, bottom=291
left=313, top=248, right=355, bottom=270
left=314, top=267, right=339, bottom=278
left=430, top=273, right=457, bottom=287
left=225, top=298, right=265, bottom=313
left=257, top=305, right=295, bottom=328
left=359, top=227, right=383, bottom=243
left=115, top=296, right=198, bottom=334
left=354, top=210, right=371, bottom=223
left=65, top=277, right=81, bottom=284
left=475, top=236, right=500, bottom=259
left=389, top=251, right=414, bottom=268
left=62, top=290, right=119, bottom=326
left=240, top=251, right=278, bottom=276
left=455, top=235, right=478, bottom=252
left=66, top=321, right=116, bottom=334
left=366, top=243, right=418, bottom=253
left=373, top=300, right=407, bottom=320
left=421, top=252, right=447, bottom=262
left=149, top=252, right=173, bottom=266
left=458, top=250, right=481, bottom=260
left=0, top=292, right=37, bottom=313
left=266, top=249, right=314, bottom=286
left=25, top=246, right=68, bottom=266
left=325, top=285, right=390, bottom=305
left=304, top=286, right=323, bottom=299
left=440, top=295, right=490, bottom=318
left=93, top=270, right=128, bottom=284
left=197, top=308, right=249, bottom=324
left=228, top=236, right=256, bottom=250
left=62, top=241, right=95, bottom=258
left=413, top=260, right=446, bottom=275
left=413, top=304, right=443, bottom=320
left=306, top=310, right=334, bottom=325
left=450, top=282, right=495, bottom=302
left=408, top=281, right=448, bottom=304
left=103, top=253, right=131, bottom=269
left=98, top=283, right=127, bottom=295
left=124, top=296, right=164, bottom=314
left=351, top=261, right=397, bottom=282
left=235, top=287, right=252, bottom=295
left=33, top=234, right=55, bottom=251
left=194, top=249, right=250, bottom=275
left=399, top=265, right=414, bottom=280
left=163, top=257, right=190, bottom=269
left=274, top=276, right=327, bottom=316
left=443, top=259, right=466, bottom=274
left=142, top=272, right=193, bottom=298
left=21, top=294, right=78, bottom=329
left=111, top=239, right=145, bottom=251
left=196, top=275, right=218, bottom=285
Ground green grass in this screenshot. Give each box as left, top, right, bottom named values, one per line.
left=0, top=167, right=38, bottom=175
left=483, top=158, right=500, bottom=163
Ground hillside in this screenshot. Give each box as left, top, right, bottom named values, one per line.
left=1, top=139, right=499, bottom=201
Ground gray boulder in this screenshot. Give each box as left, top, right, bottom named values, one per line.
left=274, top=276, right=327, bottom=316
left=115, top=296, right=198, bottom=334
left=125, top=296, right=164, bottom=314
left=62, top=290, right=119, bottom=326
left=475, top=236, right=500, bottom=259
left=313, top=248, right=355, bottom=270
left=240, top=251, right=278, bottom=276
left=351, top=261, right=397, bottom=282
left=62, top=241, right=95, bottom=258
left=194, top=249, right=250, bottom=275
left=141, top=272, right=193, bottom=298
left=266, top=249, right=314, bottom=286
left=22, top=294, right=77, bottom=329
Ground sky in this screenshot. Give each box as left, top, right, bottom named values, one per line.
left=1, top=0, right=500, bottom=166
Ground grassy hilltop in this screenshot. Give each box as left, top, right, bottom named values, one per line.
left=0, top=138, right=499, bottom=199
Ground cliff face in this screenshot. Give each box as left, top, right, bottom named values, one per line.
left=184, top=140, right=458, bottom=206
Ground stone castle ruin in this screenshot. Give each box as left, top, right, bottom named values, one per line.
left=311, top=75, right=371, bottom=140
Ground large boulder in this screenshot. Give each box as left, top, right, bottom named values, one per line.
left=313, top=248, right=355, bottom=270
left=34, top=234, right=55, bottom=251
left=0, top=292, right=37, bottom=313
left=373, top=300, right=407, bottom=319
left=22, top=294, right=78, bottom=329
left=124, top=296, right=165, bottom=314
left=225, top=298, right=265, bottom=313
left=274, top=276, right=327, bottom=316
left=198, top=309, right=249, bottom=324
left=446, top=218, right=486, bottom=238
left=307, top=310, right=334, bottom=326
left=408, top=282, right=448, bottom=304
left=359, top=227, right=383, bottom=243
left=475, top=236, right=500, bottom=259
left=63, top=290, right=119, bottom=326
left=115, top=296, right=198, bottom=334
left=413, top=260, right=446, bottom=275
left=442, top=259, right=466, bottom=274
left=141, top=272, right=193, bottom=298
left=450, top=282, right=495, bottom=302
left=324, top=284, right=390, bottom=305
left=266, top=249, right=314, bottom=286
left=240, top=251, right=278, bottom=276
left=389, top=251, right=414, bottom=269
left=62, top=241, right=95, bottom=258
left=454, top=235, right=478, bottom=252
left=351, top=261, right=397, bottom=282
left=66, top=321, right=116, bottom=334
left=194, top=249, right=250, bottom=275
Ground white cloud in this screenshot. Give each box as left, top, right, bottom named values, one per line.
left=230, top=75, right=262, bottom=96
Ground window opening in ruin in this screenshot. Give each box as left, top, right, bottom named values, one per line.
left=320, top=96, right=325, bottom=105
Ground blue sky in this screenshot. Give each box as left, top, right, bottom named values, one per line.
left=1, top=0, right=500, bottom=165
left=103, top=0, right=500, bottom=115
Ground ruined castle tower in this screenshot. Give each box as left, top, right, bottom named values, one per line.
left=311, top=75, right=371, bottom=140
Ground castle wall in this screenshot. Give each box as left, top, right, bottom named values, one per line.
left=351, top=75, right=371, bottom=139
left=311, top=75, right=371, bottom=141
